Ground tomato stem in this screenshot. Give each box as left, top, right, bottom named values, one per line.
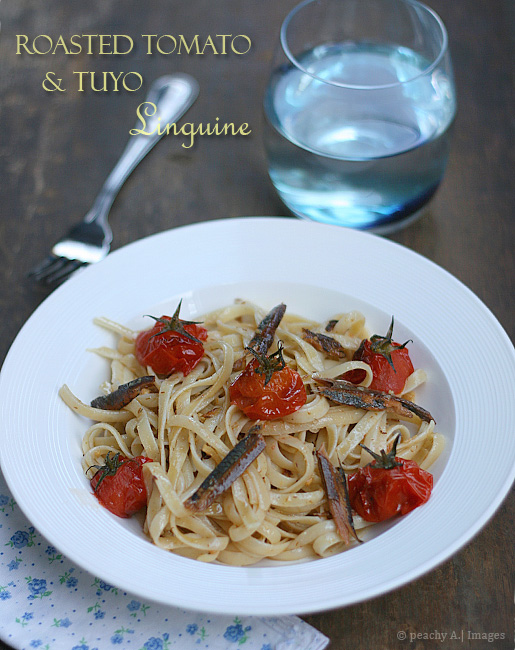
left=246, top=341, right=286, bottom=385
left=369, top=316, right=412, bottom=371
left=87, top=452, right=124, bottom=492
left=360, top=434, right=403, bottom=469
left=144, top=300, right=204, bottom=344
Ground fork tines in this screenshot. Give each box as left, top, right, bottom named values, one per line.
left=27, top=255, right=87, bottom=286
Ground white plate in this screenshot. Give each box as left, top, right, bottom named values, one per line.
left=1, top=217, right=514, bottom=616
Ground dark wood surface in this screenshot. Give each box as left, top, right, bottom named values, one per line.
left=0, top=1, right=513, bottom=648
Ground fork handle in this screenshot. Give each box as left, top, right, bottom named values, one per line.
left=84, top=74, right=199, bottom=227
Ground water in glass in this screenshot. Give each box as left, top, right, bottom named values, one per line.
left=264, top=42, right=456, bottom=231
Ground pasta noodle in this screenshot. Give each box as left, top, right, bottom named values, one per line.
left=60, top=300, right=444, bottom=566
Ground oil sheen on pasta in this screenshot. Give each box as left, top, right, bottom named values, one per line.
left=60, top=302, right=444, bottom=566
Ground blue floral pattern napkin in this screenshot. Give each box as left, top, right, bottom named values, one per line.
left=0, top=471, right=329, bottom=650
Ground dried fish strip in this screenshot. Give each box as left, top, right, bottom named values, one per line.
left=316, top=444, right=360, bottom=544
left=314, top=377, right=434, bottom=423
left=335, top=466, right=361, bottom=543
left=325, top=319, right=338, bottom=332
left=234, top=303, right=286, bottom=370
left=302, top=328, right=347, bottom=359
left=90, top=376, right=155, bottom=411
left=184, top=431, right=266, bottom=512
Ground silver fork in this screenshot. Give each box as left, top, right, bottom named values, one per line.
left=28, top=73, right=199, bottom=286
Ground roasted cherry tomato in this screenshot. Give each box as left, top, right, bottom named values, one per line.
left=230, top=344, right=307, bottom=420
left=89, top=453, right=153, bottom=518
left=135, top=301, right=208, bottom=377
left=342, top=317, right=414, bottom=394
left=347, top=436, right=433, bottom=523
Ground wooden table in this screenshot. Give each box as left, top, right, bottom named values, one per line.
left=0, top=1, right=513, bottom=648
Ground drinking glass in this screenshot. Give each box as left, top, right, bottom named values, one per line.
left=263, top=0, right=456, bottom=233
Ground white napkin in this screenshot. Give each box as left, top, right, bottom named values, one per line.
left=0, top=470, right=329, bottom=650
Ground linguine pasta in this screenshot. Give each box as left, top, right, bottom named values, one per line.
left=59, top=300, right=444, bottom=566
